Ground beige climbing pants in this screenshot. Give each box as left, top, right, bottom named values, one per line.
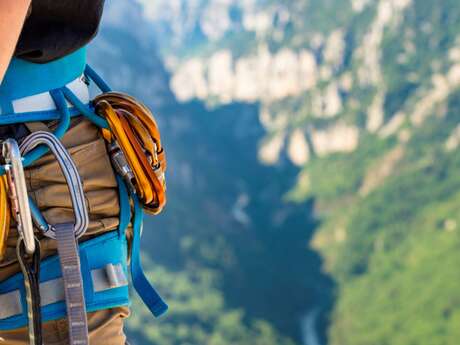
left=0, top=117, right=131, bottom=344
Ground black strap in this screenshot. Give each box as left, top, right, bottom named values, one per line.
left=17, top=237, right=42, bottom=345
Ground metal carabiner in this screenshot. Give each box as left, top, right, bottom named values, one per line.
left=107, top=141, right=137, bottom=195
left=21, top=131, right=91, bottom=345
left=2, top=139, right=36, bottom=255
left=19, top=131, right=89, bottom=239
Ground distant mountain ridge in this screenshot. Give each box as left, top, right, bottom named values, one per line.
left=126, top=1, right=460, bottom=345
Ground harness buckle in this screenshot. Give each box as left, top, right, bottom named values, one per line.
left=2, top=139, right=35, bottom=255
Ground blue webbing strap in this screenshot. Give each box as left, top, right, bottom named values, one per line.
left=61, top=87, right=109, bottom=129
left=84, top=65, right=112, bottom=93
left=22, top=90, right=70, bottom=167
left=0, top=48, right=86, bottom=105
left=131, top=195, right=168, bottom=317
left=0, top=98, right=14, bottom=115
left=116, top=175, right=130, bottom=239
left=0, top=89, right=71, bottom=176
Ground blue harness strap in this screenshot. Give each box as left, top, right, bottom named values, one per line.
left=0, top=48, right=86, bottom=111
left=131, top=196, right=168, bottom=317
left=0, top=231, right=130, bottom=330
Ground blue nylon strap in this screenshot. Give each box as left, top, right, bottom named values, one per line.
left=61, top=87, right=109, bottom=129
left=0, top=48, right=86, bottom=110
left=0, top=108, right=81, bottom=125
left=131, top=195, right=168, bottom=317
left=116, top=175, right=130, bottom=239
left=84, top=65, right=112, bottom=93
left=21, top=89, right=70, bottom=166
left=0, top=231, right=130, bottom=330
left=0, top=89, right=71, bottom=176
left=28, top=197, right=48, bottom=232
left=0, top=98, right=14, bottom=115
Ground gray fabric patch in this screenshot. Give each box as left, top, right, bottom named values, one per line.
left=40, top=278, right=65, bottom=306
left=0, top=290, right=22, bottom=319
left=91, top=264, right=128, bottom=292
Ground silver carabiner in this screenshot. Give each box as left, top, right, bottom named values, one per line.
left=20, top=131, right=89, bottom=239
left=2, top=139, right=36, bottom=255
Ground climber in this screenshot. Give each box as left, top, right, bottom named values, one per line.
left=0, top=1, right=167, bottom=344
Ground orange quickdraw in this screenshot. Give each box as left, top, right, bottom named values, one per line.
left=0, top=175, right=10, bottom=261
left=93, top=92, right=166, bottom=215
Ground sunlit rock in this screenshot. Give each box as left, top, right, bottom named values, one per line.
left=444, top=219, right=457, bottom=232
left=311, top=123, right=359, bottom=156
left=201, top=0, right=233, bottom=41
left=351, top=0, right=371, bottom=13
left=447, top=63, right=460, bottom=86
left=311, top=84, right=343, bottom=118
left=367, top=91, right=385, bottom=132
left=299, top=50, right=318, bottom=90
left=359, top=146, right=405, bottom=196
left=449, top=47, right=460, bottom=61
left=258, top=132, right=285, bottom=165
left=319, top=65, right=333, bottom=81
left=259, top=107, right=289, bottom=132
left=268, top=49, right=302, bottom=100
left=411, top=74, right=450, bottom=126
left=208, top=50, right=234, bottom=103
left=445, top=125, right=460, bottom=151
left=243, top=10, right=272, bottom=37
left=339, top=72, right=354, bottom=92
left=234, top=55, right=262, bottom=102
left=170, top=58, right=208, bottom=101
left=287, top=129, right=310, bottom=166
left=357, top=0, right=413, bottom=86
left=379, top=112, right=406, bottom=138
left=323, top=29, right=346, bottom=69
left=311, top=83, right=343, bottom=118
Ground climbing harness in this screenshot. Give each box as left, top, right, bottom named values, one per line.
left=0, top=48, right=168, bottom=342
left=21, top=131, right=90, bottom=345
left=94, top=92, right=167, bottom=215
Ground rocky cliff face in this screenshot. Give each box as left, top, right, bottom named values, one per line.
left=135, top=0, right=448, bottom=169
